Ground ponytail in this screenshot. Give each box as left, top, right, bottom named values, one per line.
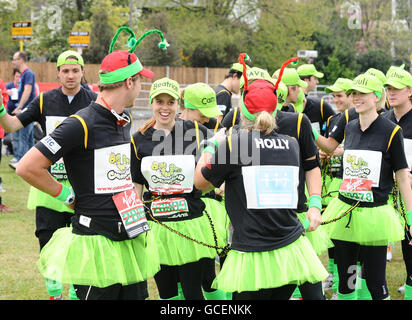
left=138, top=117, right=156, bottom=135
left=240, top=111, right=276, bottom=135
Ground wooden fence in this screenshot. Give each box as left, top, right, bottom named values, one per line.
left=0, top=61, right=228, bottom=87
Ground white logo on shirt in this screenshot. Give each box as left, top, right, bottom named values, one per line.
left=40, top=135, right=61, bottom=154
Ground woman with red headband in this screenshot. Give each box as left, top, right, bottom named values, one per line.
left=193, top=55, right=328, bottom=299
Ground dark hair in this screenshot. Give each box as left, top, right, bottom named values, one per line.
left=13, top=68, right=20, bottom=75
left=225, top=69, right=242, bottom=79
left=299, top=75, right=312, bottom=81
left=16, top=51, right=27, bottom=62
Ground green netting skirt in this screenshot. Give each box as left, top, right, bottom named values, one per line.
left=322, top=176, right=342, bottom=207
left=202, top=197, right=231, bottom=246
left=212, top=235, right=328, bottom=293
left=322, top=197, right=404, bottom=246
left=148, top=211, right=226, bottom=266
left=37, top=227, right=160, bottom=288
left=296, top=211, right=334, bottom=255
left=27, top=179, right=73, bottom=213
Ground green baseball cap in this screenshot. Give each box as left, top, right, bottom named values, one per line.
left=57, top=50, right=84, bottom=68
left=325, top=78, right=353, bottom=94
left=386, top=64, right=405, bottom=78
left=273, top=68, right=308, bottom=88
left=230, top=62, right=249, bottom=73
left=276, top=81, right=288, bottom=106
left=240, top=67, right=275, bottom=89
left=384, top=68, right=412, bottom=89
left=149, top=77, right=180, bottom=103
left=346, top=74, right=383, bottom=96
left=365, top=68, right=386, bottom=85
left=184, top=83, right=223, bottom=118
left=297, top=64, right=324, bottom=78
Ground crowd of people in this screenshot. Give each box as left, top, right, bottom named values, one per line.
left=0, top=26, right=412, bottom=301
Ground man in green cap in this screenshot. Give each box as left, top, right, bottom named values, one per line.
left=297, top=64, right=324, bottom=96
left=275, top=68, right=335, bottom=136
left=215, top=62, right=247, bottom=119
left=383, top=67, right=412, bottom=300
left=0, top=49, right=96, bottom=300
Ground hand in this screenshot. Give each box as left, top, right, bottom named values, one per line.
left=319, top=150, right=329, bottom=160
left=212, top=128, right=227, bottom=144
left=12, top=106, right=22, bottom=115
left=332, top=146, right=344, bottom=157
left=305, top=207, right=322, bottom=232
left=216, top=182, right=225, bottom=196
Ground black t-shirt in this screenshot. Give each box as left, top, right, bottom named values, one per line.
left=131, top=118, right=212, bottom=222
left=329, top=107, right=358, bottom=144
left=223, top=108, right=318, bottom=212
left=215, top=85, right=232, bottom=117
left=17, top=86, right=97, bottom=134
left=201, top=116, right=223, bottom=132
left=35, top=102, right=133, bottom=238
left=302, top=97, right=336, bottom=136
left=201, top=129, right=304, bottom=252
left=221, top=106, right=240, bottom=129
left=383, top=108, right=412, bottom=172
left=340, top=115, right=408, bottom=205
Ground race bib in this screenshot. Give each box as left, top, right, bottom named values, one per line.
left=141, top=155, right=195, bottom=195
left=339, top=150, right=382, bottom=202
left=112, top=189, right=150, bottom=239
left=404, top=139, right=412, bottom=170
left=150, top=197, right=189, bottom=219
left=242, top=165, right=299, bottom=209
left=46, top=116, right=67, bottom=179
left=94, top=143, right=133, bottom=194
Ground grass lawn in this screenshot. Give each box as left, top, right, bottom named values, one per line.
left=0, top=155, right=408, bottom=300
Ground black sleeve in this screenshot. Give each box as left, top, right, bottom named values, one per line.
left=16, top=95, right=41, bottom=127
left=328, top=112, right=346, bottom=144
left=201, top=137, right=236, bottom=188
left=222, top=108, right=236, bottom=128
left=216, top=91, right=232, bottom=115
left=388, top=128, right=409, bottom=172
left=299, top=114, right=318, bottom=161
left=34, top=116, right=84, bottom=163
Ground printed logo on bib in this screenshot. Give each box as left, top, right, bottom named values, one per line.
left=151, top=197, right=189, bottom=219
left=242, top=165, right=299, bottom=209
left=339, top=150, right=382, bottom=202
left=112, top=189, right=150, bottom=239
left=141, top=155, right=195, bottom=195
left=94, top=143, right=133, bottom=194
left=46, top=116, right=67, bottom=179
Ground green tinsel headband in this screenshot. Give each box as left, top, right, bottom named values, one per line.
left=100, top=26, right=169, bottom=84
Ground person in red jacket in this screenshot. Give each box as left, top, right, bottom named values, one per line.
left=0, top=80, right=12, bottom=212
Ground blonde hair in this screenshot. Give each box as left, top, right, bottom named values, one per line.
left=240, top=111, right=276, bottom=135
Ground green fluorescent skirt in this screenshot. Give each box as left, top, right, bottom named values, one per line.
left=38, top=227, right=160, bottom=288
left=212, top=235, right=328, bottom=293
left=322, top=197, right=404, bottom=246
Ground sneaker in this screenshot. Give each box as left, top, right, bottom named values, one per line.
left=0, top=204, right=13, bottom=213
left=0, top=184, right=5, bottom=192
left=8, top=161, right=18, bottom=170
left=398, top=285, right=405, bottom=294
left=48, top=294, right=63, bottom=300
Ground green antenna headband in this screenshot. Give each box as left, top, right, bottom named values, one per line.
left=100, top=27, right=169, bottom=84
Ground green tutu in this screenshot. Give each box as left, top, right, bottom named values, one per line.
left=148, top=211, right=226, bottom=266
left=27, top=180, right=73, bottom=213
left=38, top=227, right=160, bottom=288
left=322, top=176, right=342, bottom=207
left=202, top=197, right=231, bottom=246
left=297, top=211, right=334, bottom=255
left=322, top=197, right=404, bottom=246
left=212, top=235, right=328, bottom=293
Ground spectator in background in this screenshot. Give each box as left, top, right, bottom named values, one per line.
left=6, top=69, right=20, bottom=115
left=0, top=81, right=12, bottom=212
left=9, top=51, right=36, bottom=169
